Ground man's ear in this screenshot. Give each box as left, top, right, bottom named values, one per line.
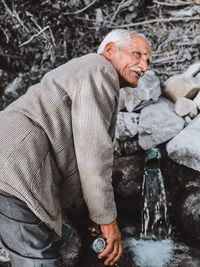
left=103, top=42, right=117, bottom=60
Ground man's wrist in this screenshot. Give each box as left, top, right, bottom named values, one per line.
left=101, top=219, right=117, bottom=226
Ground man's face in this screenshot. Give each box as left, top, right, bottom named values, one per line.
left=104, top=36, right=152, bottom=87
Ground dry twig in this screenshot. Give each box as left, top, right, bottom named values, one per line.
left=109, top=16, right=200, bottom=28
left=153, top=0, right=193, bottom=6
left=64, top=0, right=98, bottom=15
left=0, top=25, right=9, bottom=43
left=18, top=26, right=50, bottom=47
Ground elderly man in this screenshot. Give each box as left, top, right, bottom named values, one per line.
left=0, top=29, right=152, bottom=266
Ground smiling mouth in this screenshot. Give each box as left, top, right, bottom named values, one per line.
left=130, top=67, right=144, bottom=78
left=131, top=70, right=141, bottom=78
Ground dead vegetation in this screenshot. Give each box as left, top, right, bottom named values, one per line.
left=0, top=0, right=200, bottom=108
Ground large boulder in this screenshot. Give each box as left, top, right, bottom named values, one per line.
left=138, top=97, right=185, bottom=150
left=122, top=70, right=161, bottom=112
left=164, top=62, right=200, bottom=102
left=167, top=114, right=200, bottom=172
left=161, top=149, right=200, bottom=197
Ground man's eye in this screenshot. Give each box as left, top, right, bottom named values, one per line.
left=132, top=51, right=141, bottom=59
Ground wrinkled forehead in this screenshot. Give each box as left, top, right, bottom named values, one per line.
left=128, top=35, right=152, bottom=56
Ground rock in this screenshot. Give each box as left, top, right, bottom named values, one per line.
left=161, top=150, right=200, bottom=194
left=174, top=97, right=198, bottom=118
left=181, top=191, right=200, bottom=241
left=167, top=114, right=200, bottom=172
left=138, top=97, right=185, bottom=150
left=193, top=91, right=200, bottom=109
left=169, top=242, right=200, bottom=267
left=164, top=62, right=200, bottom=102
left=123, top=70, right=161, bottom=112
left=60, top=221, right=82, bottom=267
left=194, top=0, right=200, bottom=4
left=112, top=155, right=144, bottom=211
left=114, top=138, right=123, bottom=158
left=4, top=74, right=23, bottom=97
left=0, top=245, right=10, bottom=266
left=123, top=138, right=141, bottom=156
left=184, top=116, right=192, bottom=126
left=114, top=138, right=141, bottom=158
left=121, top=226, right=139, bottom=237
left=115, top=112, right=139, bottom=140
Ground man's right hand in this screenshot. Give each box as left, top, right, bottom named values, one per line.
left=98, top=220, right=122, bottom=266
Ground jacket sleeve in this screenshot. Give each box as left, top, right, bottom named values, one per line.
left=71, top=66, right=119, bottom=225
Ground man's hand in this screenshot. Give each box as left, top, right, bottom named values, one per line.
left=98, top=220, right=122, bottom=265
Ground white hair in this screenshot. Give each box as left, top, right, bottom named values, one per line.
left=97, top=29, right=150, bottom=55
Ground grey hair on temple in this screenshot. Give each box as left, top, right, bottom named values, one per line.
left=97, top=29, right=151, bottom=55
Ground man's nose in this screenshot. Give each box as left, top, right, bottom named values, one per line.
left=138, top=58, right=148, bottom=72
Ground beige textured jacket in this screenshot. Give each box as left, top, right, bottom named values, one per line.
left=0, top=53, right=120, bottom=236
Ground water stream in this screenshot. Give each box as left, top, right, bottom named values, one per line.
left=141, top=148, right=171, bottom=239
left=125, top=148, right=175, bottom=267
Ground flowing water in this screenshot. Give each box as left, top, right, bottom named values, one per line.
left=141, top=148, right=171, bottom=239
left=126, top=148, right=175, bottom=267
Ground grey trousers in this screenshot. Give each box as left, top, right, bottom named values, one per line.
left=0, top=190, right=62, bottom=267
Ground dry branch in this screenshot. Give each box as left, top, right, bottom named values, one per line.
left=0, top=25, right=9, bottom=43
left=109, top=16, right=200, bottom=28
left=18, top=26, right=50, bottom=47
left=153, top=0, right=194, bottom=6
left=64, top=0, right=98, bottom=15
left=2, top=0, right=29, bottom=33
left=109, top=0, right=127, bottom=25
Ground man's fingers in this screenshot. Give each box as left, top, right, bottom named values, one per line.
left=98, top=239, right=114, bottom=259
left=99, top=240, right=122, bottom=266
left=104, top=241, right=119, bottom=265
left=109, top=241, right=123, bottom=265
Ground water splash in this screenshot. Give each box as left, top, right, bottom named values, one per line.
left=124, top=238, right=175, bottom=267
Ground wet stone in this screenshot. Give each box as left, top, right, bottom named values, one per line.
left=0, top=245, right=10, bottom=267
